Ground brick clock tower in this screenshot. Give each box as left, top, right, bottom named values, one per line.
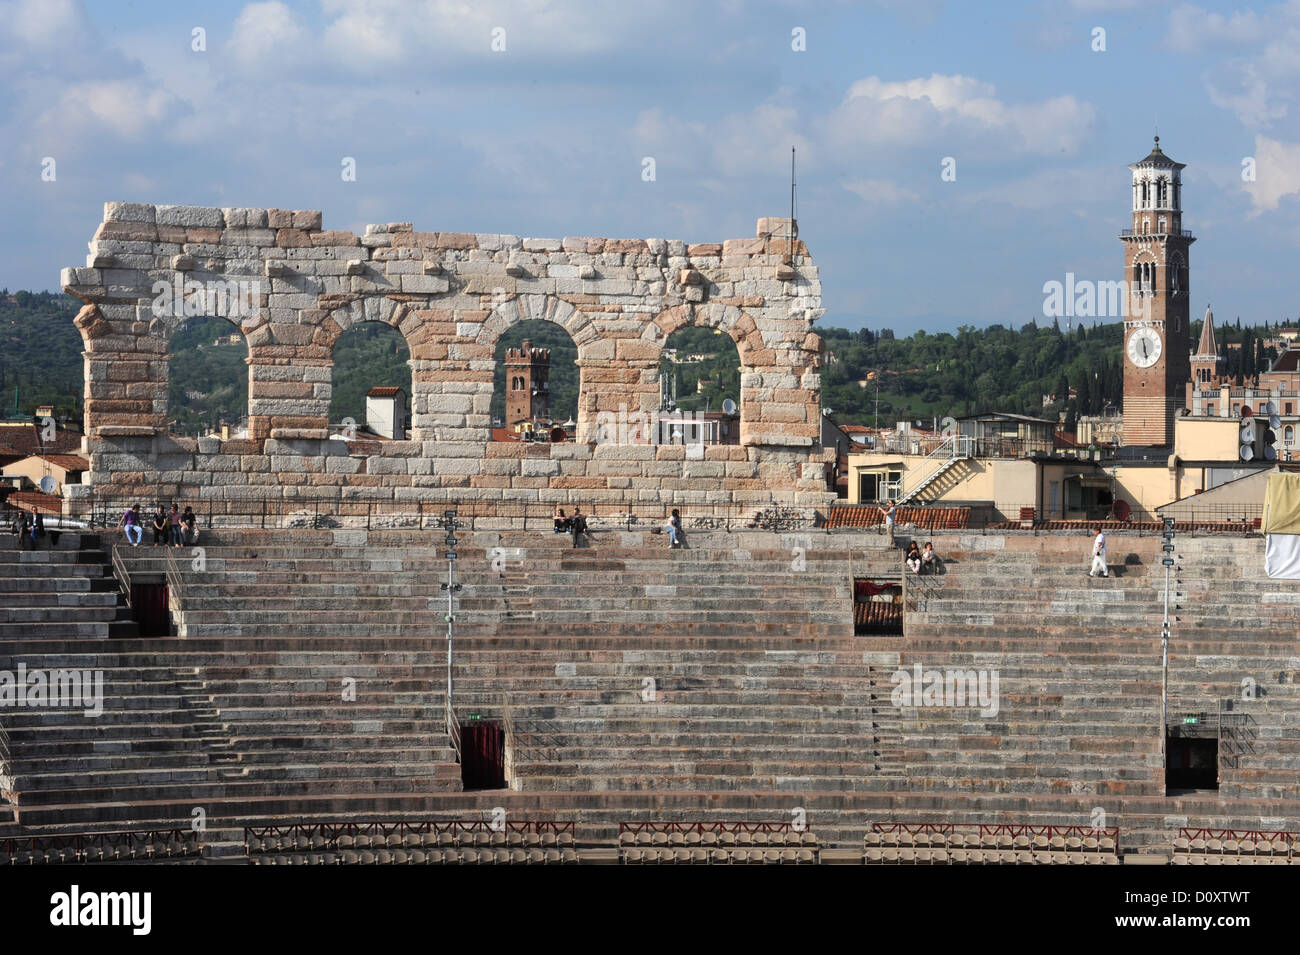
left=1120, top=137, right=1194, bottom=447
left=504, top=339, right=550, bottom=427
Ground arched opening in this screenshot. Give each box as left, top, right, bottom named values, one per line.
left=167, top=315, right=250, bottom=437
left=490, top=320, right=579, bottom=441
left=658, top=325, right=742, bottom=445
left=329, top=323, right=412, bottom=439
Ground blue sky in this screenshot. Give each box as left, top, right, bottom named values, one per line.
left=1, top=0, right=1297, bottom=332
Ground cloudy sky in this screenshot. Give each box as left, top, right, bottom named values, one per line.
left=1, top=0, right=1297, bottom=332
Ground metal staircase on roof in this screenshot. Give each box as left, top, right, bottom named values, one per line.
left=896, top=434, right=974, bottom=505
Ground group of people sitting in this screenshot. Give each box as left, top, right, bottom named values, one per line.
left=905, top=540, right=939, bottom=575
left=8, top=508, right=47, bottom=550
left=116, top=503, right=199, bottom=548
left=553, top=506, right=589, bottom=545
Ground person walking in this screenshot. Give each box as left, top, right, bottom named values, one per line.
left=1089, top=527, right=1109, bottom=578
left=666, top=508, right=683, bottom=549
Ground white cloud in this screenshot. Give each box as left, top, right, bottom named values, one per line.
left=1243, top=136, right=1300, bottom=213
left=1167, top=4, right=1266, bottom=52
left=842, top=179, right=920, bottom=205
left=827, top=73, right=1096, bottom=156
left=1167, top=3, right=1300, bottom=127
left=228, top=1, right=310, bottom=69
left=43, top=79, right=177, bottom=140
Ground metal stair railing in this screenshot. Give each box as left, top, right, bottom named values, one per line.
left=110, top=544, right=133, bottom=610
left=0, top=720, right=15, bottom=802
left=897, top=434, right=974, bottom=505
left=446, top=700, right=462, bottom=764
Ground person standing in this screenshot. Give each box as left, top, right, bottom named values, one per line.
left=31, top=511, right=45, bottom=549
left=883, top=502, right=897, bottom=542
left=1089, top=527, right=1108, bottom=578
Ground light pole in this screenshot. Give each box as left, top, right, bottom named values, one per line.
left=438, top=508, right=463, bottom=743
left=1159, top=518, right=1176, bottom=771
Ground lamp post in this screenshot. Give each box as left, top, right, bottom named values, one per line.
left=1160, top=518, right=1176, bottom=770
left=438, top=508, right=463, bottom=740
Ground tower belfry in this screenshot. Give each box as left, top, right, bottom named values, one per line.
left=1120, top=136, right=1194, bottom=447
left=504, top=339, right=550, bottom=429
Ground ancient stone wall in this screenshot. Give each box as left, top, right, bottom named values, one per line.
left=62, top=203, right=832, bottom=519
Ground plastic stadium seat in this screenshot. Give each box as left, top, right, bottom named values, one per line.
left=719, top=831, right=737, bottom=847
left=797, top=848, right=815, bottom=864
left=702, top=832, right=718, bottom=847
left=710, top=848, right=730, bottom=865
left=864, top=831, right=883, bottom=847
left=510, top=848, right=527, bottom=864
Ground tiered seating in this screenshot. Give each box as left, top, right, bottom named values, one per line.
left=0, top=532, right=136, bottom=639
left=865, top=823, right=1119, bottom=864
left=618, top=822, right=818, bottom=864
left=1172, top=828, right=1300, bottom=864
left=0, top=828, right=201, bottom=864
left=245, top=820, right=577, bottom=864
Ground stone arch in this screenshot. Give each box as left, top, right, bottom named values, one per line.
left=474, top=294, right=597, bottom=351
left=162, top=309, right=253, bottom=437
left=322, top=298, right=414, bottom=431
left=648, top=303, right=767, bottom=365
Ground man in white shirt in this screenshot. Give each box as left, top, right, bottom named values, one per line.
left=1089, top=527, right=1108, bottom=578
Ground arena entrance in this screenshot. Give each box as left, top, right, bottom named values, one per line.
left=1165, top=718, right=1219, bottom=793
left=460, top=720, right=506, bottom=791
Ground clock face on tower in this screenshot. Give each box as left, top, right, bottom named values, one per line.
left=1126, top=326, right=1162, bottom=368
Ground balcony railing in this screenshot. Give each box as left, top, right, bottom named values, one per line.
left=1119, top=229, right=1195, bottom=238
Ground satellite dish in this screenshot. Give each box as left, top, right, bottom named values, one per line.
left=1265, top=446, right=1278, bottom=461
left=549, top=426, right=565, bottom=443
left=1264, top=401, right=1278, bottom=415
left=1241, top=420, right=1257, bottom=443
left=39, top=475, right=57, bottom=495
left=722, top=398, right=738, bottom=416
left=1271, top=414, right=1282, bottom=429
left=1241, top=406, right=1254, bottom=418
left=1241, top=445, right=1255, bottom=461
left=1113, top=499, right=1131, bottom=522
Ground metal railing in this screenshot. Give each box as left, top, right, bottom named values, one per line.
left=78, top=495, right=821, bottom=534
left=895, top=433, right=974, bottom=503
left=110, top=544, right=133, bottom=610
left=164, top=546, right=186, bottom=615
left=0, top=828, right=201, bottom=863
left=446, top=700, right=461, bottom=764
left=0, top=720, right=15, bottom=803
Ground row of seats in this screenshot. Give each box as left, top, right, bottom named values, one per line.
left=617, top=829, right=817, bottom=847
left=1173, top=834, right=1298, bottom=863
left=864, top=846, right=1119, bottom=865
left=246, top=828, right=575, bottom=855
left=624, top=846, right=817, bottom=864
left=869, top=830, right=1118, bottom=853
left=3, top=839, right=201, bottom=864
left=251, top=847, right=580, bottom=864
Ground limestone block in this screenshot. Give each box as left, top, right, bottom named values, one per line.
left=157, top=205, right=225, bottom=229
left=523, top=238, right=562, bottom=252
left=172, top=254, right=195, bottom=271
left=400, top=274, right=450, bottom=293
left=104, top=202, right=156, bottom=223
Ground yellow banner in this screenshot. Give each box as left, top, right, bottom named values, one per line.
left=1263, top=472, right=1300, bottom=535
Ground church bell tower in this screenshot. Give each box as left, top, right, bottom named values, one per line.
left=1120, top=136, right=1194, bottom=447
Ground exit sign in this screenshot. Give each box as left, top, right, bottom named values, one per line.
left=1183, top=717, right=1198, bottom=724
left=468, top=713, right=481, bottom=721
